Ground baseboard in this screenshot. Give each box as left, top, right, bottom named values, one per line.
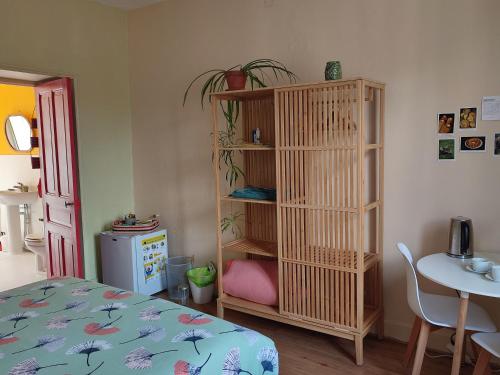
left=384, top=319, right=452, bottom=351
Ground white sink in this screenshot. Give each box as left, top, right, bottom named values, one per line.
left=0, top=191, right=38, bottom=206
left=0, top=191, right=39, bottom=255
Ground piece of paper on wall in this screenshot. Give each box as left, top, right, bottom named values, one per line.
left=482, top=96, right=500, bottom=120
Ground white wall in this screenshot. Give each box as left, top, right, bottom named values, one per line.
left=0, top=156, right=43, bottom=237
left=129, top=0, right=500, bottom=349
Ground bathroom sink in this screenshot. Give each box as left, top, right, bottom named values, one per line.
left=0, top=191, right=38, bottom=206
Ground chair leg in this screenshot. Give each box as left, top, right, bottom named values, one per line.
left=472, top=348, right=491, bottom=375
left=404, top=316, right=422, bottom=367
left=411, top=320, right=431, bottom=375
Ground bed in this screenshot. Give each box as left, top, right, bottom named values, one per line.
left=0, top=277, right=278, bottom=375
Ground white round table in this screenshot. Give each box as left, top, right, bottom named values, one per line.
left=417, top=252, right=500, bottom=375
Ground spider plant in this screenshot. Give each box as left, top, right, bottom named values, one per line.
left=221, top=212, right=244, bottom=238
left=183, top=58, right=297, bottom=108
left=184, top=59, right=297, bottom=187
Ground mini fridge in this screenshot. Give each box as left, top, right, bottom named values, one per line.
left=100, top=229, right=168, bottom=295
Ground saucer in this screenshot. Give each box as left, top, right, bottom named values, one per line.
left=485, top=273, right=500, bottom=282
left=465, top=264, right=490, bottom=274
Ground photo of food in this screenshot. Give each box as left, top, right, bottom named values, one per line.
left=460, top=136, right=486, bottom=152
left=494, top=133, right=500, bottom=156
left=459, top=107, right=477, bottom=129
left=438, top=113, right=455, bottom=133
left=438, top=139, right=455, bottom=160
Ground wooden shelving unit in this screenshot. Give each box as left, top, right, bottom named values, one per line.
left=210, top=78, right=385, bottom=366
left=222, top=238, right=278, bottom=257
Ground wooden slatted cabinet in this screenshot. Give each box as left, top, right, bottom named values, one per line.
left=211, top=78, right=385, bottom=365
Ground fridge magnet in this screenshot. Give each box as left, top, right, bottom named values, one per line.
left=460, top=136, right=486, bottom=152
left=494, top=133, right=500, bottom=156
left=438, top=113, right=455, bottom=134
left=459, top=107, right=477, bottom=129
left=438, top=139, right=455, bottom=160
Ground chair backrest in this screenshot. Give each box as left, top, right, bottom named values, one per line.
left=396, top=242, right=426, bottom=321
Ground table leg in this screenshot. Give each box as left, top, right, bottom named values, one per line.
left=451, top=291, right=469, bottom=375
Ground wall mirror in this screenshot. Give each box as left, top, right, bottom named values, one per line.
left=5, top=115, right=32, bottom=151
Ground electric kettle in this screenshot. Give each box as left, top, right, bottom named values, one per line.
left=447, top=216, right=473, bottom=258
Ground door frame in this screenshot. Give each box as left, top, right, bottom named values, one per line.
left=0, top=67, right=84, bottom=277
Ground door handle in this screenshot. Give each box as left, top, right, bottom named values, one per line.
left=64, top=201, right=74, bottom=208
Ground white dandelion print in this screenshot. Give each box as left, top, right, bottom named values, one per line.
left=171, top=329, right=213, bottom=355
left=139, top=306, right=180, bottom=321
left=46, top=315, right=93, bottom=330
left=120, top=325, right=166, bottom=344
left=91, top=302, right=127, bottom=319
left=71, top=285, right=105, bottom=296
left=258, top=347, right=279, bottom=374
left=12, top=335, right=65, bottom=355
left=30, top=282, right=64, bottom=295
left=47, top=300, right=90, bottom=314
left=222, top=347, right=253, bottom=375
left=124, top=346, right=178, bottom=370
left=8, top=357, right=67, bottom=375
left=1, top=311, right=39, bottom=328
left=66, top=340, right=112, bottom=366
left=219, top=324, right=260, bottom=345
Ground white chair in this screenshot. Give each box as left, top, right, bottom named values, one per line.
left=397, top=243, right=496, bottom=375
left=471, top=333, right=500, bottom=374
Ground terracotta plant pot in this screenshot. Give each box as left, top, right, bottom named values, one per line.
left=224, top=70, right=247, bottom=91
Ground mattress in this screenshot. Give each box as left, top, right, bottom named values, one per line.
left=0, top=277, right=278, bottom=374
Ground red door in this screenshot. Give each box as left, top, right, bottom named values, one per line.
left=36, top=78, right=83, bottom=278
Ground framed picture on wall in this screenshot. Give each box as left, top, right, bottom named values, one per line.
left=494, top=133, right=500, bottom=156
left=438, top=139, right=455, bottom=160
left=438, top=113, right=455, bottom=134
left=459, top=107, right=477, bottom=129
left=460, top=136, right=486, bottom=152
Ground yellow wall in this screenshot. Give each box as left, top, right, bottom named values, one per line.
left=0, top=84, right=35, bottom=155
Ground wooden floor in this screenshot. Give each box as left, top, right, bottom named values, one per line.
left=157, top=294, right=476, bottom=375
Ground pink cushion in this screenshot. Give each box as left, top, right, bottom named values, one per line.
left=223, top=259, right=278, bottom=306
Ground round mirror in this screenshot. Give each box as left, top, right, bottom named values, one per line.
left=5, top=115, right=32, bottom=151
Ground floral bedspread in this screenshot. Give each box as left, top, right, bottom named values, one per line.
left=0, top=277, right=278, bottom=375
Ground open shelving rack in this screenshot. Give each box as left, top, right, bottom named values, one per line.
left=210, top=78, right=385, bottom=365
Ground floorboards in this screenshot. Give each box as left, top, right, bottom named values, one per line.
left=155, top=294, right=475, bottom=374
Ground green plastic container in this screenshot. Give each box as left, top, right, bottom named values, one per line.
left=187, top=263, right=216, bottom=304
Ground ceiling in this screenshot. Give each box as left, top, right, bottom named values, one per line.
left=91, top=0, right=164, bottom=10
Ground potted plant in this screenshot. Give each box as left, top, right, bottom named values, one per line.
left=183, top=59, right=297, bottom=107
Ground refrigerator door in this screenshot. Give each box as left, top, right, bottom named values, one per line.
left=135, top=230, right=168, bottom=295
left=100, top=233, right=138, bottom=292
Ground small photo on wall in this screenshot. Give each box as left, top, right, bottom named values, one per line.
left=494, top=133, right=500, bottom=156
left=438, top=139, right=455, bottom=160
left=460, top=136, right=486, bottom=152
left=438, top=113, right=455, bottom=134
left=459, top=107, right=477, bottom=129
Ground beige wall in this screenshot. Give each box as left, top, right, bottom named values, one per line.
left=0, top=0, right=135, bottom=280
left=129, top=0, right=500, bottom=347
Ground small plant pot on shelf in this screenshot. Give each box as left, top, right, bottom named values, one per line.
left=224, top=70, right=247, bottom=91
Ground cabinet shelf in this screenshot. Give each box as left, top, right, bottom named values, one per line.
left=222, top=238, right=277, bottom=257
left=221, top=195, right=276, bottom=205
left=219, top=144, right=275, bottom=151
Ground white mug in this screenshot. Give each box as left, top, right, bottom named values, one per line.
left=471, top=258, right=492, bottom=273
left=490, top=265, right=500, bottom=282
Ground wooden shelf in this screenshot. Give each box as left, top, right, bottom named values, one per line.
left=221, top=195, right=276, bottom=205
left=220, top=295, right=279, bottom=316
left=220, top=145, right=275, bottom=151
left=222, top=238, right=278, bottom=257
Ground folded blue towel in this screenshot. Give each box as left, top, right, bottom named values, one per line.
left=230, top=187, right=276, bottom=201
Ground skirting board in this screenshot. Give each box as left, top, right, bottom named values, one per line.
left=385, top=319, right=452, bottom=351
